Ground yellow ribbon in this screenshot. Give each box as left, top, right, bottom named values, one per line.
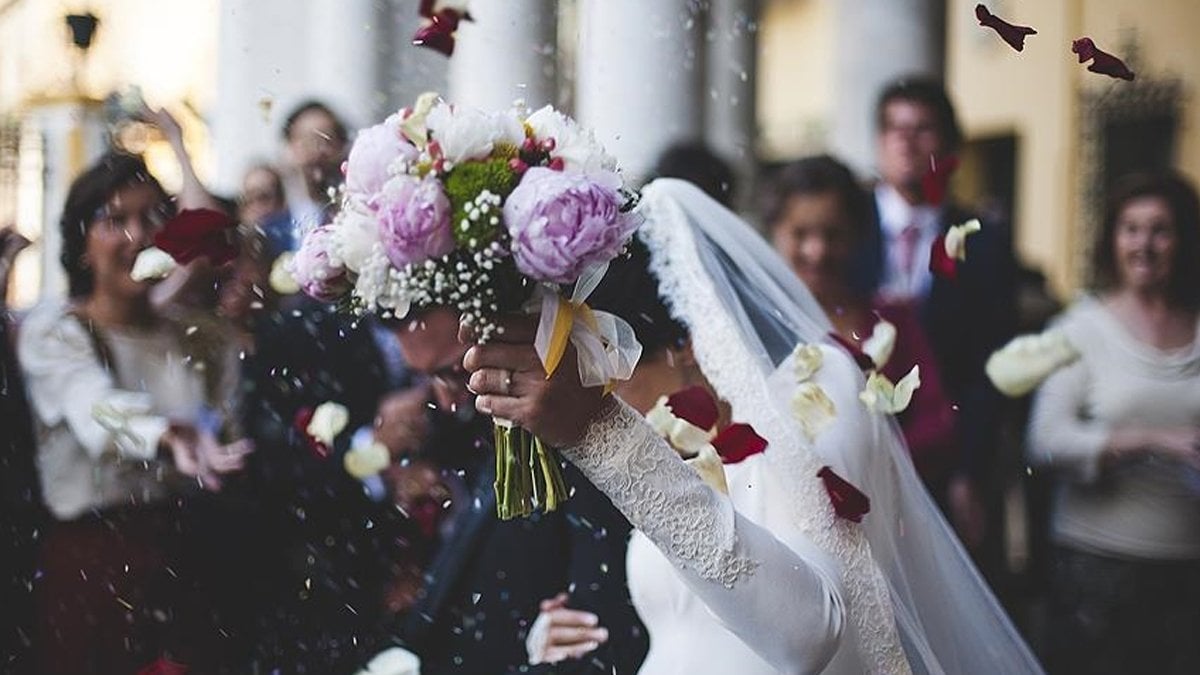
left=542, top=296, right=617, bottom=394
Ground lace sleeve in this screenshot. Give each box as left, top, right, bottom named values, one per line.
left=563, top=397, right=847, bottom=674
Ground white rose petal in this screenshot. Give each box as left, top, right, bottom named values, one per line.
left=354, top=646, right=421, bottom=675
left=792, top=344, right=824, bottom=382
left=860, top=365, right=921, bottom=414
left=426, top=102, right=520, bottom=164
left=645, top=396, right=715, bottom=456
left=791, top=382, right=837, bottom=441
left=986, top=328, right=1080, bottom=397
left=861, top=319, right=897, bottom=369
left=307, top=401, right=350, bottom=446
left=269, top=252, right=301, bottom=295
left=131, top=247, right=177, bottom=281
left=685, top=445, right=729, bottom=495
left=400, top=92, right=440, bottom=148
left=344, top=441, right=391, bottom=479
left=944, top=218, right=982, bottom=261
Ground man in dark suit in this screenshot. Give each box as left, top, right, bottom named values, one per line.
left=384, top=308, right=648, bottom=675
left=852, top=78, right=1017, bottom=569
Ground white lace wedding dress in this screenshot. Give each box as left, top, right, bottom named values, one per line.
left=559, top=180, right=1043, bottom=675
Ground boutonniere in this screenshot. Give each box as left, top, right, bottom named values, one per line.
left=646, top=386, right=769, bottom=494
left=986, top=328, right=1080, bottom=397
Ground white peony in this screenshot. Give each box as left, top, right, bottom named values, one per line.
left=861, top=319, right=897, bottom=370
left=524, top=105, right=617, bottom=174
left=307, top=401, right=350, bottom=447
left=131, top=247, right=177, bottom=281
left=330, top=204, right=382, bottom=274
left=791, top=382, right=837, bottom=441
left=860, top=365, right=921, bottom=415
left=425, top=102, right=524, bottom=165
left=986, top=328, right=1080, bottom=397
left=792, top=343, right=824, bottom=382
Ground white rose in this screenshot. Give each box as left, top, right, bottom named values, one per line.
left=307, top=401, right=350, bottom=446
left=861, top=319, right=897, bottom=369
left=131, top=247, right=177, bottom=281
left=344, top=440, right=391, bottom=479
left=685, top=445, right=729, bottom=494
left=792, top=343, right=824, bottom=382
left=525, top=105, right=617, bottom=174
left=269, top=252, right=301, bottom=295
left=791, top=382, right=837, bottom=441
left=426, top=102, right=523, bottom=164
left=860, top=365, right=921, bottom=415
left=986, top=328, right=1079, bottom=397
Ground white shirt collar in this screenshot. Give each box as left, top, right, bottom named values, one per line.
left=875, top=183, right=942, bottom=237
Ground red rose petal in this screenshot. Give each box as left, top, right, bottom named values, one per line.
left=1071, top=37, right=1135, bottom=81
left=665, top=386, right=720, bottom=431
left=928, top=235, right=958, bottom=281
left=293, top=406, right=330, bottom=460
left=975, top=4, right=1037, bottom=52
left=412, top=9, right=471, bottom=57
left=153, top=208, right=238, bottom=266
left=920, top=154, right=959, bottom=207
left=827, top=332, right=876, bottom=372
left=817, top=466, right=870, bottom=523
left=712, top=423, right=768, bottom=464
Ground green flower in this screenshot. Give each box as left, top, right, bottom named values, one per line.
left=445, top=158, right=520, bottom=247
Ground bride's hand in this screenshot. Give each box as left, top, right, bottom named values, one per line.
left=461, top=315, right=606, bottom=447
left=526, top=592, right=609, bottom=665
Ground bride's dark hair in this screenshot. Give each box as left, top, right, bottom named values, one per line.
left=588, top=237, right=687, bottom=355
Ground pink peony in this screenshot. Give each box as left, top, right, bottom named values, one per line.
left=502, top=167, right=637, bottom=284
left=292, top=224, right=351, bottom=301
left=346, top=115, right=417, bottom=199
left=375, top=175, right=454, bottom=267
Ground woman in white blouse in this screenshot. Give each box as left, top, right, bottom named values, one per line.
left=18, top=153, right=249, bottom=673
left=1028, top=172, right=1200, bottom=674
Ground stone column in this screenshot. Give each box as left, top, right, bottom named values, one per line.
left=575, top=0, right=705, bottom=182
left=705, top=0, right=760, bottom=209
left=449, top=0, right=558, bottom=111
left=831, top=0, right=945, bottom=175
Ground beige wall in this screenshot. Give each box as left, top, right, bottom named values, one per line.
left=757, top=0, right=834, bottom=160
left=948, top=0, right=1200, bottom=297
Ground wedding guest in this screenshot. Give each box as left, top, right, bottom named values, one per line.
left=238, top=163, right=295, bottom=257
left=851, top=77, right=1017, bottom=555
left=381, top=308, right=648, bottom=675
left=766, top=155, right=958, bottom=492
left=18, top=153, right=250, bottom=674
left=1028, top=171, right=1200, bottom=675
left=281, top=99, right=349, bottom=233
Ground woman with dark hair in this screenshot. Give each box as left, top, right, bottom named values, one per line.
left=765, top=155, right=958, bottom=494
left=18, top=152, right=250, bottom=673
left=1028, top=171, right=1200, bottom=674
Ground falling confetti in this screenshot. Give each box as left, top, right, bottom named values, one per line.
left=974, top=4, right=1037, bottom=52
left=1071, top=37, right=1135, bottom=81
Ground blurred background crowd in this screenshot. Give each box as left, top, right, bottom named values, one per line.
left=1, top=1, right=1198, bottom=674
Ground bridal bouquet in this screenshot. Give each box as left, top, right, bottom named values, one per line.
left=293, top=93, right=642, bottom=519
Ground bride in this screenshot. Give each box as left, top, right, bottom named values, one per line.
left=462, top=179, right=1042, bottom=674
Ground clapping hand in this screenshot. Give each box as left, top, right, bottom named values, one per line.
left=162, top=424, right=252, bottom=491
left=526, top=592, right=610, bottom=665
